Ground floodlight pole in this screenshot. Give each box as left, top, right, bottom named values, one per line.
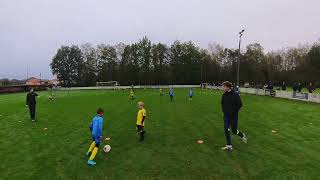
left=237, top=29, right=244, bottom=86
left=200, top=63, right=203, bottom=85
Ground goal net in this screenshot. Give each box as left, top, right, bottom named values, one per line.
left=96, top=81, right=119, bottom=90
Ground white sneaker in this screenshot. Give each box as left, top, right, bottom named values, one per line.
left=221, top=145, right=233, bottom=151
left=242, top=133, right=247, bottom=144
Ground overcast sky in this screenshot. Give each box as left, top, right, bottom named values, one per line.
left=1, top=0, right=319, bottom=79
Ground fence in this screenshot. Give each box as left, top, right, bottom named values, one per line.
left=36, top=85, right=320, bottom=104
left=58, top=85, right=200, bottom=91
left=239, top=87, right=320, bottom=104
left=0, top=85, right=49, bottom=94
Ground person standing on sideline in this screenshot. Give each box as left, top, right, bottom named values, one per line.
left=297, top=83, right=302, bottom=93
left=308, top=82, right=315, bottom=93
left=169, top=88, right=174, bottom=102
left=221, top=81, right=247, bottom=151
left=281, top=81, right=287, bottom=91
left=25, top=88, right=39, bottom=122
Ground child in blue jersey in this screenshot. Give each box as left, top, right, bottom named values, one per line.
left=189, top=88, right=193, bottom=100
left=86, top=108, right=104, bottom=166
left=169, top=88, right=174, bottom=102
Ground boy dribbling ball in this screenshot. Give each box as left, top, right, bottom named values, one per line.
left=86, top=108, right=104, bottom=166
left=136, top=101, right=147, bottom=142
left=221, top=81, right=247, bottom=151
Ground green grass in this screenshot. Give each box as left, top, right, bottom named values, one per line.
left=0, top=89, right=320, bottom=179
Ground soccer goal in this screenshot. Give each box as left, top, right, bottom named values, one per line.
left=96, top=81, right=119, bottom=90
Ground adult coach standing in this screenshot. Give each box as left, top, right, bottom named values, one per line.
left=221, top=81, right=247, bottom=151
left=26, top=88, right=39, bottom=122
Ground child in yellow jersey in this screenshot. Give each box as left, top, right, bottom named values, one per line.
left=136, top=101, right=147, bottom=142
left=159, top=88, right=163, bottom=96
left=130, top=90, right=135, bottom=100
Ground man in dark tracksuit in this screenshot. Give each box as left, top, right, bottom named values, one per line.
left=221, top=81, right=247, bottom=151
left=26, top=88, right=38, bottom=122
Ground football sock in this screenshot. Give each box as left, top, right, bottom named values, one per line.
left=89, top=147, right=98, bottom=160
left=237, top=130, right=244, bottom=138
left=140, top=131, right=145, bottom=140
left=87, top=141, right=96, bottom=154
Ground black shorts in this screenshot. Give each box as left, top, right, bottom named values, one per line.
left=137, top=125, right=144, bottom=131
left=92, top=137, right=100, bottom=147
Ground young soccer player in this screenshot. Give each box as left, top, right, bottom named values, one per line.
left=159, top=88, right=163, bottom=96
left=86, top=108, right=104, bottom=165
left=25, top=88, right=39, bottom=122
left=221, top=81, right=247, bottom=151
left=130, top=89, right=135, bottom=100
left=189, top=88, right=193, bottom=100
left=169, top=88, right=174, bottom=102
left=136, top=101, right=147, bottom=142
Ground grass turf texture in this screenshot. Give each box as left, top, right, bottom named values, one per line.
left=0, top=89, right=320, bottom=179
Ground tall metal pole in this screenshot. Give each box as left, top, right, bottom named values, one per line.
left=237, top=29, right=244, bottom=86
left=200, top=63, right=203, bottom=85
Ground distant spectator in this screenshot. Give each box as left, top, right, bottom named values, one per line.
left=281, top=81, right=286, bottom=91
left=308, top=82, right=316, bottom=93
left=263, top=84, right=268, bottom=89
left=292, top=83, right=298, bottom=92
left=297, top=83, right=302, bottom=93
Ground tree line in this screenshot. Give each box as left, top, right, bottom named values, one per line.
left=50, top=37, right=320, bottom=87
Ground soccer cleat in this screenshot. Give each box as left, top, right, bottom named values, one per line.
left=31, top=119, right=35, bottom=122
left=242, top=133, right=248, bottom=144
left=221, top=145, right=233, bottom=151
left=87, top=160, right=96, bottom=166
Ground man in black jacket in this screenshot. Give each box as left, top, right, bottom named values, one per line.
left=26, top=88, right=39, bottom=122
left=221, top=81, right=247, bottom=151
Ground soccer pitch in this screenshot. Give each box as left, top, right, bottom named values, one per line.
left=1, top=89, right=320, bottom=179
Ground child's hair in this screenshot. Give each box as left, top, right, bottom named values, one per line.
left=138, top=101, right=144, bottom=107
left=96, top=108, right=104, bottom=114
left=222, top=81, right=232, bottom=88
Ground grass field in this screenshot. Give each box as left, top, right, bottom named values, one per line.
left=1, top=89, right=320, bottom=179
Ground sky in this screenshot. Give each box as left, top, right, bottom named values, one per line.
left=0, top=0, right=319, bottom=79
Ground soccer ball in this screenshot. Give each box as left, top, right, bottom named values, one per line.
left=103, top=145, right=111, bottom=153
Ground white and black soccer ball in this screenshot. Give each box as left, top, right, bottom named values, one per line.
left=103, top=145, right=111, bottom=153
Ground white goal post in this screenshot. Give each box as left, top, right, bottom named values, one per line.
left=96, top=81, right=119, bottom=90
